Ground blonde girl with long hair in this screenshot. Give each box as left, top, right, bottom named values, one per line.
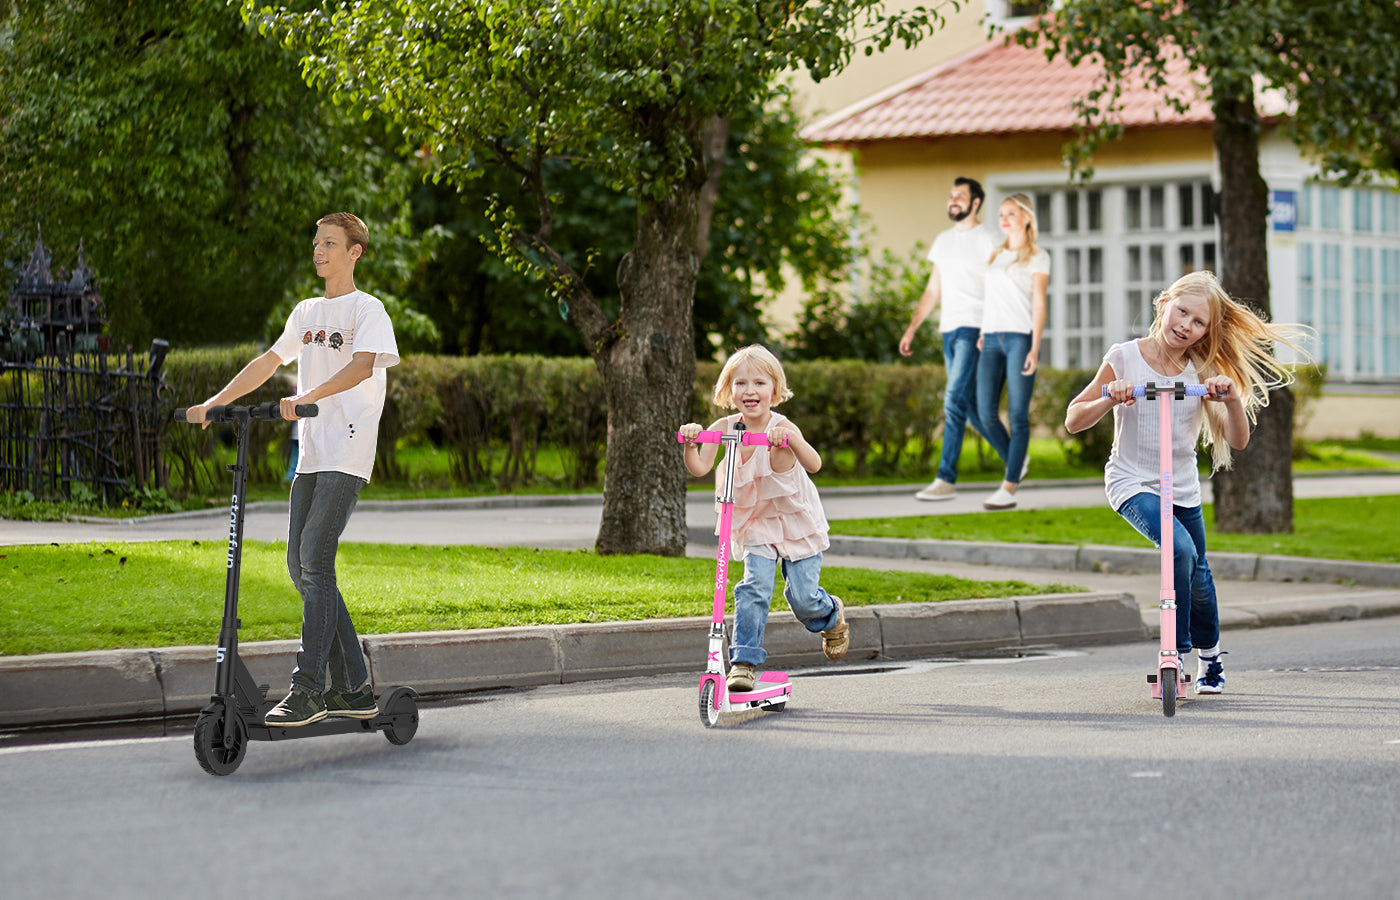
left=1065, top=269, right=1313, bottom=694
left=976, top=193, right=1049, bottom=510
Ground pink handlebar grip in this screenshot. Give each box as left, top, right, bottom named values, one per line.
left=677, top=428, right=788, bottom=448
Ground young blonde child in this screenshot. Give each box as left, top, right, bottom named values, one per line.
left=1065, top=270, right=1311, bottom=694
left=679, top=345, right=848, bottom=691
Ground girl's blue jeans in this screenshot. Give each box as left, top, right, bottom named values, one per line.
left=731, top=552, right=840, bottom=666
left=937, top=327, right=986, bottom=484
left=1115, top=492, right=1220, bottom=655
left=287, top=470, right=369, bottom=695
left=975, top=331, right=1033, bottom=485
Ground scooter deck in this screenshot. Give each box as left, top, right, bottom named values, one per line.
left=726, top=671, right=792, bottom=706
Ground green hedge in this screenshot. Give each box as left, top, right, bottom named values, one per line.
left=167, top=349, right=1327, bottom=490
left=163, top=348, right=1138, bottom=490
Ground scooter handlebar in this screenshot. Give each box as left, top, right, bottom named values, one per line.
left=676, top=428, right=789, bottom=448
left=175, top=401, right=319, bottom=423
left=1102, top=383, right=1215, bottom=399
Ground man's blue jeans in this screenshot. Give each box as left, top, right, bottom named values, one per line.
left=975, top=331, right=1034, bottom=485
left=286, top=470, right=369, bottom=695
left=1115, top=492, right=1220, bottom=654
left=937, top=327, right=986, bottom=483
left=730, top=552, right=840, bottom=666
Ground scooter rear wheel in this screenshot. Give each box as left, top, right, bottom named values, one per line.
left=382, top=691, right=419, bottom=746
left=699, top=680, right=720, bottom=728
left=194, top=708, right=247, bottom=776
left=1161, top=669, right=1177, bottom=718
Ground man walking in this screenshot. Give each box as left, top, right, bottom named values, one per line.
left=899, top=177, right=1000, bottom=500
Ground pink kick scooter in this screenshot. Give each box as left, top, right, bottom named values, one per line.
left=1105, top=381, right=1213, bottom=717
left=679, top=421, right=793, bottom=727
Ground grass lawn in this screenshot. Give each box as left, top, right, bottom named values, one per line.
left=0, top=541, right=1082, bottom=656
left=830, top=494, right=1400, bottom=565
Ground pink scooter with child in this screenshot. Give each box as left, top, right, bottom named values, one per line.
left=679, top=422, right=793, bottom=727
left=1105, top=381, right=1214, bottom=717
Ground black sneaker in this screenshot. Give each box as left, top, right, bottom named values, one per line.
left=265, top=688, right=328, bottom=726
left=324, top=684, right=378, bottom=719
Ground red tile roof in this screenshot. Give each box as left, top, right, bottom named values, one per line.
left=804, top=34, right=1218, bottom=145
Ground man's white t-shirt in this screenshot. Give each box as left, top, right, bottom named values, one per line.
left=926, top=225, right=999, bottom=332
left=269, top=290, right=399, bottom=482
left=982, top=248, right=1051, bottom=334
left=1102, top=340, right=1204, bottom=511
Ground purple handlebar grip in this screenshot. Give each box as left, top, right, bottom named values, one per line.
left=1102, top=383, right=1217, bottom=399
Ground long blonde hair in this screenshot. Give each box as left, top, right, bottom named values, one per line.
left=990, top=193, right=1040, bottom=267
left=712, top=345, right=794, bottom=409
left=1150, top=270, right=1314, bottom=470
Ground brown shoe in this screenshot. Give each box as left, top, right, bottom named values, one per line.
left=726, top=662, right=756, bottom=692
left=822, top=596, right=849, bottom=661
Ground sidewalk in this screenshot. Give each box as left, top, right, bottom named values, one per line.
left=3, top=473, right=1399, bottom=731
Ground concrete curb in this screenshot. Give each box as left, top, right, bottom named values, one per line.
left=0, top=591, right=1139, bottom=730
left=802, top=533, right=1400, bottom=589
left=1140, top=590, right=1400, bottom=637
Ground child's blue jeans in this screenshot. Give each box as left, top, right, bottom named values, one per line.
left=1115, top=492, right=1220, bottom=655
left=730, top=551, right=840, bottom=666
left=286, top=470, right=369, bottom=695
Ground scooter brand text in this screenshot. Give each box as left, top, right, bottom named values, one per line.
left=226, top=494, right=239, bottom=569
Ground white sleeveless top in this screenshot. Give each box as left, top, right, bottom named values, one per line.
left=1103, top=340, right=1205, bottom=511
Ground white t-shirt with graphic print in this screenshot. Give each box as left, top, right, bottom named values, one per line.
left=269, top=290, right=399, bottom=482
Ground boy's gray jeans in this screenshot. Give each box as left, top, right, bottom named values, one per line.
left=286, top=470, right=368, bottom=696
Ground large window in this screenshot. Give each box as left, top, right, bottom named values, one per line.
left=1026, top=179, right=1217, bottom=371
left=1298, top=183, right=1400, bottom=379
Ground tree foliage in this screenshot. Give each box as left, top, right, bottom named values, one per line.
left=0, top=0, right=421, bottom=348
left=1013, top=0, right=1400, bottom=187
left=403, top=95, right=851, bottom=360
left=243, top=0, right=960, bottom=554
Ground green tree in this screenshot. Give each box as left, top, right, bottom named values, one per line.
left=404, top=96, right=849, bottom=360
left=787, top=246, right=940, bottom=365
left=0, top=0, right=418, bottom=348
left=248, top=0, right=958, bottom=555
left=1015, top=0, right=1400, bottom=533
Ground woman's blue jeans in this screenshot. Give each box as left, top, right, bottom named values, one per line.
left=286, top=470, right=369, bottom=695
left=731, top=552, right=840, bottom=666
left=975, top=331, right=1034, bottom=484
left=1115, top=492, right=1220, bottom=654
left=938, top=327, right=986, bottom=483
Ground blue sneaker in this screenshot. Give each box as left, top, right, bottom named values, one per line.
left=1196, top=651, right=1227, bottom=694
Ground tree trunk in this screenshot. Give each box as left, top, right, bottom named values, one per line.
left=594, top=190, right=700, bottom=556
left=1210, top=91, right=1294, bottom=533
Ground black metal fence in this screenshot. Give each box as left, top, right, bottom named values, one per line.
left=0, top=335, right=169, bottom=502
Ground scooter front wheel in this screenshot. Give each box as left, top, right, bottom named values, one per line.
left=699, top=679, right=720, bottom=728
left=1161, top=668, right=1177, bottom=718
left=194, top=707, right=247, bottom=776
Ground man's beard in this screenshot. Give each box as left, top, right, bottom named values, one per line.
left=947, top=206, right=971, bottom=223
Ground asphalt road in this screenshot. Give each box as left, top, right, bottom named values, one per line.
left=3, top=618, right=1397, bottom=900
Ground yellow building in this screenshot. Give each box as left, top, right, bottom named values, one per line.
left=791, top=2, right=1400, bottom=437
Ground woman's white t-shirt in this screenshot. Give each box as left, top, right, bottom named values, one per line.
left=270, top=290, right=399, bottom=482
left=1102, top=340, right=1205, bottom=511
left=982, top=248, right=1050, bottom=334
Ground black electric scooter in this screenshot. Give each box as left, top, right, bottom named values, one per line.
left=175, top=401, right=418, bottom=775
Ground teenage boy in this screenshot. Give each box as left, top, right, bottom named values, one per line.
left=899, top=177, right=1000, bottom=500
left=185, top=213, right=399, bottom=726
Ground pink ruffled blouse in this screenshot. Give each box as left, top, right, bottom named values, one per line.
left=715, top=412, right=830, bottom=561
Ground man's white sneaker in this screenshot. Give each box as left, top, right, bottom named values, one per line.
left=983, top=487, right=1017, bottom=510
left=915, top=479, right=957, bottom=501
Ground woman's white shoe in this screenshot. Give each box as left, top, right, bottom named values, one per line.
left=983, top=487, right=1017, bottom=510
